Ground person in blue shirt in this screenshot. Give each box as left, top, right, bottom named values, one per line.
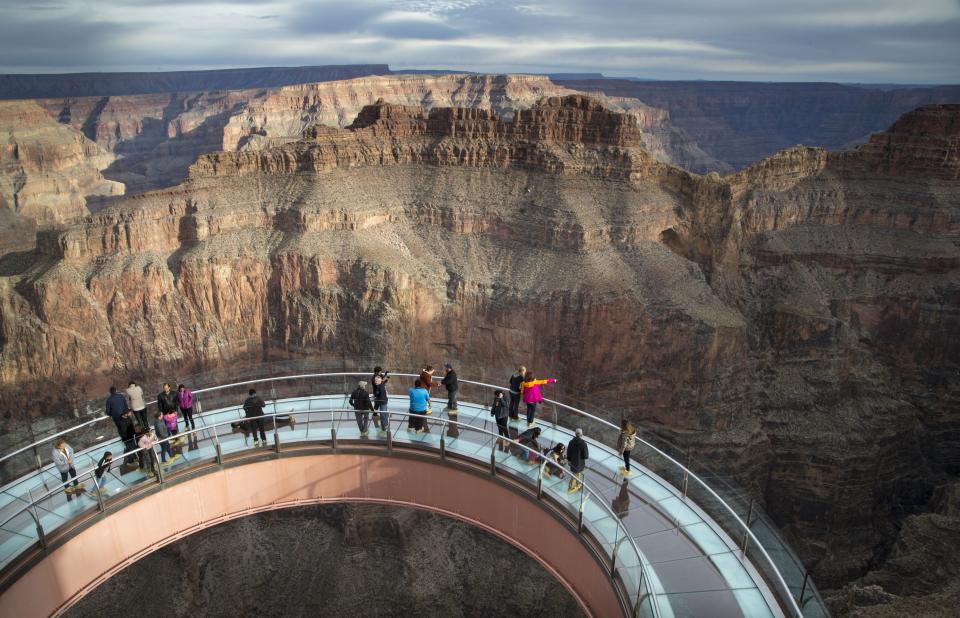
left=105, top=386, right=127, bottom=436
left=407, top=379, right=430, bottom=433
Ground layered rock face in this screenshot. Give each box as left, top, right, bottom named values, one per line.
left=66, top=503, right=583, bottom=617
left=0, top=100, right=122, bottom=232
left=557, top=78, right=960, bottom=172
left=0, top=95, right=958, bottom=605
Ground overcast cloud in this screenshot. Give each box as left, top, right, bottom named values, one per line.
left=1, top=0, right=957, bottom=82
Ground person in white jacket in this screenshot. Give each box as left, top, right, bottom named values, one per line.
left=52, top=438, right=83, bottom=497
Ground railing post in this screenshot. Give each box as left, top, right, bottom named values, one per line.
left=332, top=426, right=338, bottom=451
left=93, top=475, right=105, bottom=512
left=274, top=417, right=280, bottom=454
left=682, top=447, right=692, bottom=499
left=387, top=426, right=393, bottom=454
left=578, top=484, right=586, bottom=532
left=741, top=499, right=754, bottom=553
left=537, top=460, right=545, bottom=499
left=214, top=431, right=223, bottom=465
left=26, top=488, right=46, bottom=549
left=154, top=446, right=164, bottom=485
left=440, top=434, right=446, bottom=460
left=32, top=446, right=42, bottom=473
left=798, top=570, right=810, bottom=605
left=490, top=445, right=496, bottom=476
left=635, top=567, right=646, bottom=618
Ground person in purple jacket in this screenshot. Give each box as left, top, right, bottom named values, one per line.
left=177, top=384, right=196, bottom=430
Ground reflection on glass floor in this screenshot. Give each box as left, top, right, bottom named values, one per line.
left=0, top=395, right=780, bottom=618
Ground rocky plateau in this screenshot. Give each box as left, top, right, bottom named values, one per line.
left=0, top=74, right=958, bottom=614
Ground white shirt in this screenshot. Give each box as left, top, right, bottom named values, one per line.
left=126, top=385, right=146, bottom=411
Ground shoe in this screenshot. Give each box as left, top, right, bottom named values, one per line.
left=168, top=454, right=180, bottom=464
left=253, top=440, right=260, bottom=447
left=527, top=422, right=535, bottom=428
left=567, top=485, right=579, bottom=493
left=416, top=428, right=426, bottom=434
left=360, top=431, right=369, bottom=437
left=64, top=486, right=76, bottom=494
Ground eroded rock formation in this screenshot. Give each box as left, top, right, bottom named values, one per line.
left=0, top=95, right=957, bottom=604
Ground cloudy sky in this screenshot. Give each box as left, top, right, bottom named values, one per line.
left=2, top=0, right=959, bottom=82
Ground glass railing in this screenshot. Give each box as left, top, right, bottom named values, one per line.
left=0, top=402, right=659, bottom=618
left=0, top=371, right=821, bottom=617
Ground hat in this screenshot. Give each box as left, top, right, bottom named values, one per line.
left=444, top=363, right=453, bottom=369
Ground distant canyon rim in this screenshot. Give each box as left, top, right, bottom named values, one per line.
left=0, top=67, right=958, bottom=615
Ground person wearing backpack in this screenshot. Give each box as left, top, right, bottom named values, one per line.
left=507, top=366, right=525, bottom=421
left=490, top=390, right=509, bottom=442
left=243, top=389, right=268, bottom=447
left=616, top=419, right=637, bottom=477
left=349, top=381, right=374, bottom=437
left=441, top=363, right=459, bottom=415
left=567, top=428, right=589, bottom=493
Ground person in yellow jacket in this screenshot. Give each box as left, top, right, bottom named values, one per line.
left=520, top=371, right=557, bottom=428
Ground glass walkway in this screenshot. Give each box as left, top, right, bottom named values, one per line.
left=0, top=372, right=824, bottom=618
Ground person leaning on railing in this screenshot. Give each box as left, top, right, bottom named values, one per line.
left=52, top=438, right=83, bottom=499
left=407, top=379, right=430, bottom=433
left=521, top=371, right=557, bottom=428
left=441, top=363, right=459, bottom=414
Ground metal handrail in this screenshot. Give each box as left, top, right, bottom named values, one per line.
left=0, top=404, right=660, bottom=618
left=0, top=370, right=802, bottom=616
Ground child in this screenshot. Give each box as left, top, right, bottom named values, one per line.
left=544, top=443, right=568, bottom=478
left=163, top=408, right=180, bottom=446
left=94, top=451, right=113, bottom=489
left=137, top=426, right=159, bottom=477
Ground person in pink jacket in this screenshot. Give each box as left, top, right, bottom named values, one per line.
left=176, top=384, right=196, bottom=430
left=521, top=371, right=557, bottom=427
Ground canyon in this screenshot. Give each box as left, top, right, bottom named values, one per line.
left=0, top=72, right=958, bottom=615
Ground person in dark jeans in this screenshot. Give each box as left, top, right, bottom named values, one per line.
left=371, top=369, right=390, bottom=434
left=157, top=382, right=179, bottom=424
left=176, top=384, right=196, bottom=430
left=567, top=428, right=590, bottom=493
left=52, top=439, right=82, bottom=498
left=105, top=386, right=128, bottom=435
left=490, top=390, right=509, bottom=441
left=243, top=388, right=268, bottom=447
left=441, top=363, right=459, bottom=414
left=118, top=409, right=137, bottom=466
left=94, top=451, right=113, bottom=490
left=349, top=380, right=373, bottom=436
left=616, top=419, right=637, bottom=477
left=508, top=366, right=525, bottom=421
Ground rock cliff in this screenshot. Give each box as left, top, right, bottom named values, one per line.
left=0, top=96, right=957, bottom=603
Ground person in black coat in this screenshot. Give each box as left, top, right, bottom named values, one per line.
left=507, top=366, right=525, bottom=421
left=243, top=388, right=268, bottom=446
left=157, top=383, right=178, bottom=416
left=441, top=363, right=459, bottom=414
left=349, top=381, right=373, bottom=436
left=490, top=390, right=509, bottom=441
left=117, top=409, right=136, bottom=466
left=371, top=368, right=390, bottom=433
left=105, top=386, right=127, bottom=435
left=567, top=428, right=589, bottom=493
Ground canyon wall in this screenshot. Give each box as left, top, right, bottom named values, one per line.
left=66, top=503, right=583, bottom=618
left=0, top=95, right=957, bottom=607
left=557, top=78, right=960, bottom=172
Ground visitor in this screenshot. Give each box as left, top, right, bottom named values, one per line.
left=441, top=363, right=459, bottom=414
left=133, top=422, right=150, bottom=469
left=508, top=366, right=525, bottom=421
left=136, top=425, right=159, bottom=478
left=490, top=390, right=509, bottom=440
left=408, top=378, right=430, bottom=433
left=177, top=384, right=196, bottom=431
left=118, top=409, right=137, bottom=466
left=162, top=407, right=180, bottom=447
left=544, top=443, right=567, bottom=478
left=567, top=428, right=589, bottom=493
left=94, top=451, right=113, bottom=490
left=616, top=419, right=637, bottom=476
left=349, top=380, right=373, bottom=437
left=157, top=383, right=179, bottom=432
left=419, top=365, right=435, bottom=414
left=125, top=381, right=148, bottom=430
left=52, top=438, right=82, bottom=498
left=243, top=388, right=268, bottom=447
left=521, top=371, right=557, bottom=427
left=372, top=369, right=390, bottom=434
left=153, top=411, right=175, bottom=464
left=105, top=386, right=127, bottom=435
left=517, top=427, right=542, bottom=464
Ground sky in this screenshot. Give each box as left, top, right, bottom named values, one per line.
left=1, top=0, right=959, bottom=83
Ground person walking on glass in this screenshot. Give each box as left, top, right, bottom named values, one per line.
left=125, top=380, right=148, bottom=429
left=350, top=380, right=374, bottom=437
left=52, top=438, right=83, bottom=498
left=243, top=388, right=268, bottom=447
left=177, top=384, right=196, bottom=431
left=441, top=363, right=459, bottom=415
left=567, top=428, right=589, bottom=493
left=372, top=368, right=390, bottom=435
left=490, top=390, right=510, bottom=443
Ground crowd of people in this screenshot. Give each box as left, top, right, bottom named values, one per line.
left=49, top=365, right=638, bottom=500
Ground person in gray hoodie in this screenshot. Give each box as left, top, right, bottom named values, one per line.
left=153, top=411, right=175, bottom=464
left=52, top=438, right=83, bottom=498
